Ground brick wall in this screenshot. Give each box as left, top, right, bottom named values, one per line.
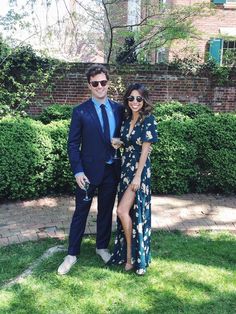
left=29, top=63, right=236, bottom=115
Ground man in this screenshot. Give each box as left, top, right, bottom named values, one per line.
left=58, top=64, right=124, bottom=275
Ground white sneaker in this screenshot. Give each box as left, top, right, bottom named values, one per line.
left=57, top=255, right=77, bottom=275
left=96, top=248, right=111, bottom=264
left=136, top=269, right=146, bottom=276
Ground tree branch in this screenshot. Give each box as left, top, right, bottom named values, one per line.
left=102, top=0, right=113, bottom=63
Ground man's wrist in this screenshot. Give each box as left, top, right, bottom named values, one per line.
left=75, top=172, right=84, bottom=178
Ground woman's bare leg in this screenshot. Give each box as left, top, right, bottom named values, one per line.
left=117, top=185, right=136, bottom=268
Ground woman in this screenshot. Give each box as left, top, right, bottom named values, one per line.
left=109, top=83, right=158, bottom=275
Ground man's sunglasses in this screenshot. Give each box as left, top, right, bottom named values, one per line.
left=127, top=96, right=143, bottom=102
left=90, top=80, right=108, bottom=87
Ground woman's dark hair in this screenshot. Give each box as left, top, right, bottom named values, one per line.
left=86, top=64, right=109, bottom=83
left=123, top=83, right=153, bottom=121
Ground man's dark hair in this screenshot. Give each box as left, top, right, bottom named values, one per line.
left=86, top=64, right=109, bottom=83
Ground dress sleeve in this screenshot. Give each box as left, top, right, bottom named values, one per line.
left=141, top=114, right=158, bottom=143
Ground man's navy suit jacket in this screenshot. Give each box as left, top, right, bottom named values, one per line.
left=68, top=98, right=124, bottom=185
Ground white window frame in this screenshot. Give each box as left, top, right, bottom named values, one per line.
left=224, top=0, right=236, bottom=9
left=155, top=47, right=168, bottom=64
left=222, top=39, right=236, bottom=65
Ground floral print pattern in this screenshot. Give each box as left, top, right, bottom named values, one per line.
left=110, top=114, right=158, bottom=272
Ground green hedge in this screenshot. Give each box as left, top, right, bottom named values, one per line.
left=189, top=114, right=236, bottom=194
left=0, top=118, right=54, bottom=199
left=38, top=104, right=73, bottom=124
left=0, top=108, right=235, bottom=200
left=154, top=101, right=213, bottom=122
left=151, top=113, right=236, bottom=194
left=45, top=120, right=75, bottom=194
left=151, top=119, right=198, bottom=194
left=0, top=117, right=75, bottom=200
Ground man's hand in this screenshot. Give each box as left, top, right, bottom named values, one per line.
left=75, top=173, right=90, bottom=189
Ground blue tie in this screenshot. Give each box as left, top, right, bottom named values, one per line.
left=100, top=104, right=110, bottom=143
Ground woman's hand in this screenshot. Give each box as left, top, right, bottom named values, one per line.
left=111, top=138, right=123, bottom=149
left=130, top=175, right=141, bottom=192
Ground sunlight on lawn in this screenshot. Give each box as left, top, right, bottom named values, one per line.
left=0, top=232, right=235, bottom=314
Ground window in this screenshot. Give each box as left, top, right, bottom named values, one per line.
left=212, top=0, right=226, bottom=4
left=155, top=48, right=168, bottom=63
left=212, top=0, right=236, bottom=9
left=222, top=40, right=236, bottom=65
left=212, top=0, right=236, bottom=4
left=159, top=0, right=167, bottom=6
left=224, top=0, right=236, bottom=8
left=127, top=0, right=141, bottom=26
left=209, top=38, right=236, bottom=65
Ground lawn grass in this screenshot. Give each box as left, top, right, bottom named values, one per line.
left=0, top=231, right=236, bottom=314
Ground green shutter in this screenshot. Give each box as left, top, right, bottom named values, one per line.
left=209, top=38, right=223, bottom=64
left=212, top=0, right=226, bottom=4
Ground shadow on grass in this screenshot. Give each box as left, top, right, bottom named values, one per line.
left=0, top=238, right=62, bottom=285
left=145, top=287, right=236, bottom=314
left=1, top=232, right=236, bottom=314
left=4, top=284, right=45, bottom=314
left=152, top=230, right=236, bottom=271
left=4, top=280, right=236, bottom=314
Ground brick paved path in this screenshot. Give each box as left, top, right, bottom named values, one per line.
left=0, top=194, right=235, bottom=247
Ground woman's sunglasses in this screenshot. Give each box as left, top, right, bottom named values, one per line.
left=90, top=80, right=108, bottom=87
left=127, top=96, right=143, bottom=102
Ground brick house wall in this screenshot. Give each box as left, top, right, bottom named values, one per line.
left=103, top=0, right=236, bottom=63
left=168, top=0, right=236, bottom=61
left=28, top=63, right=236, bottom=115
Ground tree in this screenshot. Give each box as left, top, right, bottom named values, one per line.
left=0, top=0, right=215, bottom=63
left=101, top=0, right=215, bottom=63
left=0, top=37, right=60, bottom=115
left=0, top=0, right=104, bottom=62
left=116, top=35, right=137, bottom=64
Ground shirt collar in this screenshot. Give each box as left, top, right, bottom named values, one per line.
left=92, top=97, right=110, bottom=109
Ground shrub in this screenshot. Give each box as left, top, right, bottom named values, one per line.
left=190, top=114, right=236, bottom=194
left=151, top=112, right=236, bottom=195
left=0, top=104, right=28, bottom=119
left=151, top=118, right=198, bottom=194
left=0, top=117, right=76, bottom=200
left=1, top=108, right=235, bottom=200
left=153, top=101, right=213, bottom=122
left=0, top=39, right=59, bottom=113
left=38, top=104, right=73, bottom=124
left=0, top=117, right=54, bottom=199
left=45, top=120, right=75, bottom=193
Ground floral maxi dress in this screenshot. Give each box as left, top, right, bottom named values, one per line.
left=110, top=114, right=158, bottom=272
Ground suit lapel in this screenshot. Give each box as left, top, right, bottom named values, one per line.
left=87, top=100, right=104, bottom=140
left=87, top=98, right=121, bottom=140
